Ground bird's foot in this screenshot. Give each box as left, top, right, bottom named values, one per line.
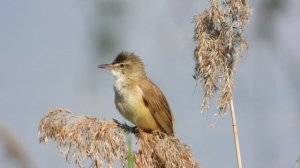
left=113, top=119, right=136, bottom=134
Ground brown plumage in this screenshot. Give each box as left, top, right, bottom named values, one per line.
left=139, top=80, right=174, bottom=135
left=98, top=51, right=175, bottom=135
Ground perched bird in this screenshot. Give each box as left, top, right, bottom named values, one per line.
left=98, top=51, right=174, bottom=135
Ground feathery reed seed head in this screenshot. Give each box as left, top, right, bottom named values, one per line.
left=38, top=108, right=127, bottom=168
left=193, top=0, right=252, bottom=114
left=135, top=130, right=199, bottom=168
left=38, top=108, right=199, bottom=168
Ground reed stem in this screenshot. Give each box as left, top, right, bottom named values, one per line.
left=230, top=99, right=243, bottom=168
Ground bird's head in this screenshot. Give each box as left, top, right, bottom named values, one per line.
left=98, top=51, right=147, bottom=81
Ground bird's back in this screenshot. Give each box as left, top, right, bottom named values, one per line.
left=138, top=79, right=175, bottom=135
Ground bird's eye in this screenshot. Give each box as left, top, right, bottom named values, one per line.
left=120, top=64, right=124, bottom=68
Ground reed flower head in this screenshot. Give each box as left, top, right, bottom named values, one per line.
left=38, top=108, right=199, bottom=168
left=193, top=0, right=252, bottom=114
left=38, top=108, right=127, bottom=167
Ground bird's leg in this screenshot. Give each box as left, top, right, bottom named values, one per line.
left=113, top=119, right=136, bottom=134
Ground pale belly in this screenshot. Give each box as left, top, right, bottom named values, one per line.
left=114, top=87, right=159, bottom=131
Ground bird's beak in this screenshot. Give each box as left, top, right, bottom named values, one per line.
left=97, top=64, right=113, bottom=70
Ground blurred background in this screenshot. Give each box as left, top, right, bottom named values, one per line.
left=0, top=0, right=299, bottom=167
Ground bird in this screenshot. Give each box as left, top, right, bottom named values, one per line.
left=98, top=51, right=174, bottom=135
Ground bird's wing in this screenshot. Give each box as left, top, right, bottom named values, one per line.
left=138, top=79, right=174, bottom=135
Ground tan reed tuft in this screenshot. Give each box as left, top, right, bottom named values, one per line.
left=193, top=0, right=252, bottom=114
left=38, top=108, right=127, bottom=168
left=38, top=108, right=199, bottom=168
left=135, top=130, right=199, bottom=168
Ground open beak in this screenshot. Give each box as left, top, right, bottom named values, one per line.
left=97, top=64, right=113, bottom=70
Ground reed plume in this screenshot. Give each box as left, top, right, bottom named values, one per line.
left=193, top=0, right=252, bottom=114
left=193, top=0, right=252, bottom=168
left=38, top=108, right=199, bottom=168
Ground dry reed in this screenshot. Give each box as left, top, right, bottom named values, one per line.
left=193, top=1, right=252, bottom=168
left=38, top=108, right=127, bottom=168
left=0, top=123, right=33, bottom=168
left=38, top=108, right=199, bottom=168
left=193, top=0, right=252, bottom=114
left=135, top=130, right=199, bottom=168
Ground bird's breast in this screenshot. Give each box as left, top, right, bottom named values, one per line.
left=113, top=84, right=159, bottom=130
left=114, top=85, right=143, bottom=122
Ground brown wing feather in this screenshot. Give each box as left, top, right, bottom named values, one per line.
left=139, top=79, right=174, bottom=135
